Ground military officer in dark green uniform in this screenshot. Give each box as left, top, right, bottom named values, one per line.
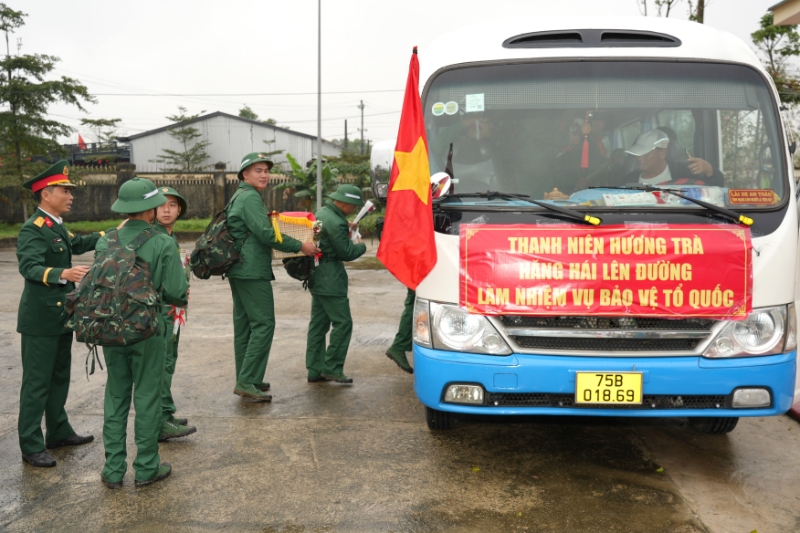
left=385, top=288, right=415, bottom=373
left=305, top=184, right=367, bottom=384
left=227, top=153, right=320, bottom=401
left=98, top=178, right=189, bottom=488
left=153, top=186, right=196, bottom=441
left=16, top=160, right=104, bottom=468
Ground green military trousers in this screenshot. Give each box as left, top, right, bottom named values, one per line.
left=387, top=288, right=415, bottom=357
left=102, top=330, right=165, bottom=483
left=228, top=278, right=275, bottom=385
left=18, top=333, right=76, bottom=455
left=161, top=322, right=180, bottom=423
left=305, top=294, right=353, bottom=377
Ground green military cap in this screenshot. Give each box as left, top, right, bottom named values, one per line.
left=157, top=186, right=188, bottom=219
left=237, top=152, right=274, bottom=180
left=23, top=159, right=77, bottom=192
left=111, top=177, right=167, bottom=214
left=328, top=184, right=365, bottom=207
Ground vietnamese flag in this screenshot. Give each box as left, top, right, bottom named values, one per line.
left=77, top=134, right=86, bottom=150
left=377, top=47, right=437, bottom=290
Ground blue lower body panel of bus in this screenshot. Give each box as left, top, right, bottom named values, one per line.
left=413, top=345, right=796, bottom=417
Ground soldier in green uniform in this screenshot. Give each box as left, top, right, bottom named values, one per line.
left=98, top=178, right=189, bottom=488
left=385, top=288, right=415, bottom=373
left=153, top=186, right=196, bottom=441
left=305, top=184, right=367, bottom=384
left=16, top=160, right=105, bottom=467
left=227, top=153, right=320, bottom=401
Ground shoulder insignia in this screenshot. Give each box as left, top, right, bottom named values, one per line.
left=68, top=232, right=75, bottom=238
left=33, top=216, right=45, bottom=228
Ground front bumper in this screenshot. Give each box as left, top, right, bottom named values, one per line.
left=413, top=345, right=796, bottom=417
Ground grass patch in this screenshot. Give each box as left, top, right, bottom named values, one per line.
left=347, top=256, right=386, bottom=270
left=0, top=217, right=212, bottom=240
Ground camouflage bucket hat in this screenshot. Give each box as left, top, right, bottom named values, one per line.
left=157, top=186, right=188, bottom=219
left=237, top=152, right=274, bottom=180
left=328, top=184, right=365, bottom=207
left=111, top=177, right=167, bottom=214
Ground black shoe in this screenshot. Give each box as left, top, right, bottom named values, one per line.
left=307, top=376, right=325, bottom=383
left=168, top=416, right=188, bottom=426
left=46, top=433, right=94, bottom=449
left=256, top=382, right=271, bottom=391
left=135, top=463, right=171, bottom=487
left=321, top=373, right=353, bottom=384
left=22, top=451, right=56, bottom=467
left=101, top=473, right=123, bottom=489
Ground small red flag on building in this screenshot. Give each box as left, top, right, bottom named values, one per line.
left=77, top=134, right=86, bottom=150
left=377, top=47, right=437, bottom=290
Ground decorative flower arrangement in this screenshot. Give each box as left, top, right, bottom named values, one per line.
left=312, top=221, right=323, bottom=266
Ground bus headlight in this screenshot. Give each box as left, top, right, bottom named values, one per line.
left=704, top=305, right=792, bottom=358
left=431, top=302, right=511, bottom=355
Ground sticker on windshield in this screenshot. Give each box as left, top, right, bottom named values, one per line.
left=444, top=101, right=458, bottom=115
left=728, top=189, right=778, bottom=205
left=465, top=93, right=485, bottom=113
left=431, top=102, right=445, bottom=116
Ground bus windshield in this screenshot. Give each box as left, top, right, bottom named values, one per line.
left=424, top=61, right=786, bottom=209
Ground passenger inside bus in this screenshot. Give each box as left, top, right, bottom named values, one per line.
left=616, top=128, right=724, bottom=187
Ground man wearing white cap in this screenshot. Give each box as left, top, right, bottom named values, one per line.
left=622, top=129, right=723, bottom=187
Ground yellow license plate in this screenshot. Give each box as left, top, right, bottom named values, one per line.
left=575, top=372, right=643, bottom=405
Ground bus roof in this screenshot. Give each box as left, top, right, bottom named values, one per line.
left=419, top=17, right=766, bottom=87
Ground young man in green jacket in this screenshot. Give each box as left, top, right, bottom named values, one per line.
left=153, top=186, right=196, bottom=441
left=98, top=178, right=189, bottom=488
left=306, top=184, right=367, bottom=384
left=16, top=160, right=105, bottom=468
left=227, top=153, right=320, bottom=401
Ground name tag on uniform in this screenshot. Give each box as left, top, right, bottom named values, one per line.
left=53, top=238, right=63, bottom=243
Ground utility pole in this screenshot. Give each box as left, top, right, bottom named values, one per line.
left=316, top=0, right=322, bottom=210
left=344, top=119, right=348, bottom=150
left=358, top=100, right=365, bottom=155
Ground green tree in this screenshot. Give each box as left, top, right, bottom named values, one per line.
left=79, top=117, right=122, bottom=146
left=752, top=12, right=800, bottom=105
left=239, top=105, right=259, bottom=121
left=272, top=153, right=338, bottom=211
left=326, top=150, right=370, bottom=190
left=0, top=3, right=94, bottom=184
left=151, top=106, right=211, bottom=172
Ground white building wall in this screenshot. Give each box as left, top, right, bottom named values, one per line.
left=129, top=114, right=341, bottom=172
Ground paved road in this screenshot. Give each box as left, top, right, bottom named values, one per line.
left=1, top=242, right=799, bottom=532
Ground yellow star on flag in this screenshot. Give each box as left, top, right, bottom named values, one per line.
left=392, top=137, right=430, bottom=205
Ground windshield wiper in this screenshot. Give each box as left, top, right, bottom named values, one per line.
left=441, top=191, right=600, bottom=225
left=589, top=185, right=754, bottom=226
left=527, top=199, right=602, bottom=226
left=444, top=190, right=532, bottom=200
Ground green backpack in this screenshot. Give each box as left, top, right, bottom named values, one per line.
left=65, top=228, right=160, bottom=348
left=190, top=190, right=248, bottom=279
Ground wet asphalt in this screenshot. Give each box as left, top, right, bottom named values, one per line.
left=1, top=241, right=799, bottom=532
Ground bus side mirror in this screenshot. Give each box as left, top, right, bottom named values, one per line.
left=790, top=141, right=797, bottom=155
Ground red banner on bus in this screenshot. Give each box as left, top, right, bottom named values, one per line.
left=459, top=224, right=752, bottom=319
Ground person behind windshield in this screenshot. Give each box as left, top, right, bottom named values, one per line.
left=619, top=128, right=723, bottom=187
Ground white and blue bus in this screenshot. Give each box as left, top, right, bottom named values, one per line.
left=373, top=17, right=798, bottom=433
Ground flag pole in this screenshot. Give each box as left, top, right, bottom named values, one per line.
left=316, top=0, right=323, bottom=211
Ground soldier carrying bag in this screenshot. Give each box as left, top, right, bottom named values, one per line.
left=65, top=228, right=161, bottom=376
left=189, top=190, right=248, bottom=279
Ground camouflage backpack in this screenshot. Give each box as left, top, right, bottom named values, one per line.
left=282, top=256, right=315, bottom=290
left=65, top=228, right=160, bottom=348
left=189, top=190, right=248, bottom=279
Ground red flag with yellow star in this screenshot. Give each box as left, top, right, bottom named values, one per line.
left=377, top=47, right=436, bottom=290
